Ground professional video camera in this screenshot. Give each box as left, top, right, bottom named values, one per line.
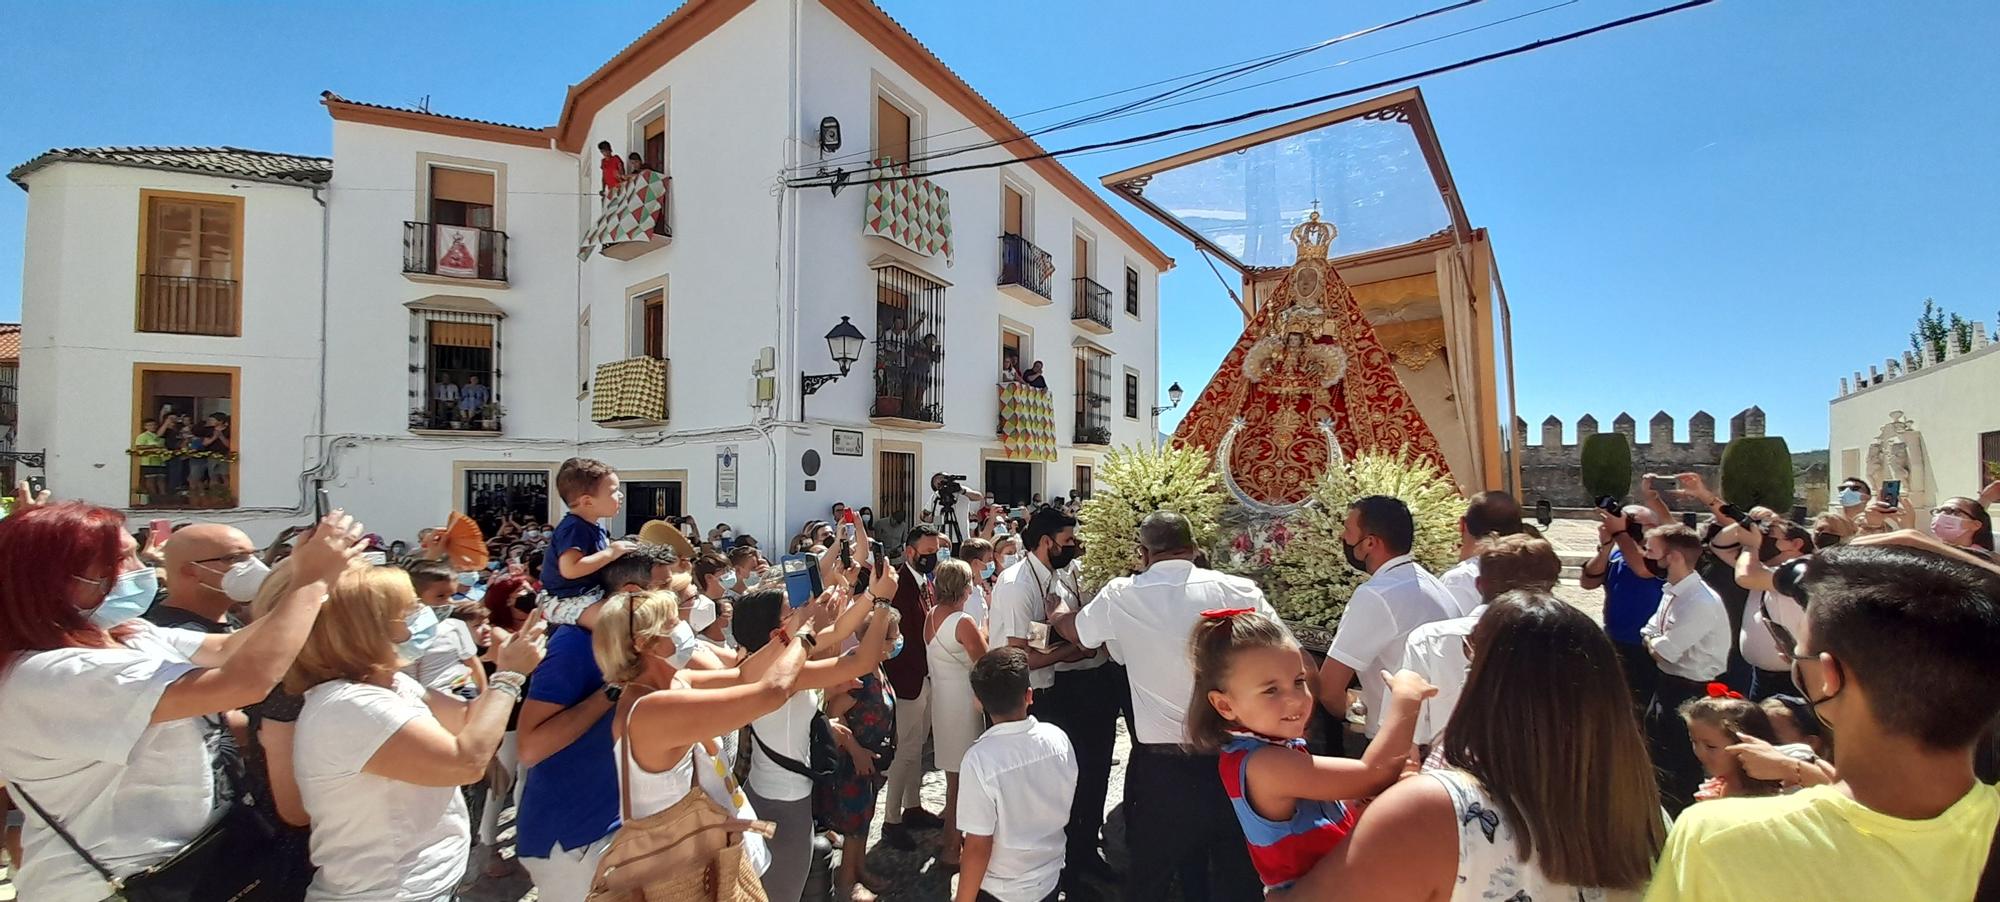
left=931, top=472, right=969, bottom=543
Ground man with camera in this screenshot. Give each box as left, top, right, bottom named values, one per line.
left=1580, top=500, right=1666, bottom=713
left=927, top=472, right=987, bottom=550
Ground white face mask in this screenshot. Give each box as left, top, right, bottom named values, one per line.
left=216, top=557, right=271, bottom=603
left=1001, top=552, right=1023, bottom=569
left=719, top=571, right=738, bottom=591
left=688, top=594, right=717, bottom=631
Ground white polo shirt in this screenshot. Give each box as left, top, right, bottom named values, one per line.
left=989, top=555, right=1100, bottom=689
left=1327, top=555, right=1456, bottom=737
left=1437, top=556, right=1482, bottom=617
left=1738, top=585, right=1806, bottom=672
left=1072, top=559, right=1275, bottom=745
left=1641, top=571, right=1731, bottom=682
left=957, top=717, right=1077, bottom=902
left=1398, top=607, right=1482, bottom=747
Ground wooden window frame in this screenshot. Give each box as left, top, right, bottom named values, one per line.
left=1123, top=366, right=1142, bottom=420
left=626, top=276, right=669, bottom=361
left=999, top=173, right=1035, bottom=242
left=413, top=154, right=508, bottom=232
left=870, top=75, right=927, bottom=171
left=131, top=362, right=241, bottom=509
left=136, top=189, right=244, bottom=337
left=1124, top=262, right=1142, bottom=319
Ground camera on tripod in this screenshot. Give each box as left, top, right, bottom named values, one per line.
left=931, top=472, right=968, bottom=498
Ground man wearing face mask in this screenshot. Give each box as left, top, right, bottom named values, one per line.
left=1647, top=538, right=2000, bottom=902
left=989, top=506, right=1117, bottom=896
left=1637, top=523, right=1731, bottom=813
left=880, top=524, right=948, bottom=848
left=1316, top=496, right=1456, bottom=747
left=1580, top=502, right=1667, bottom=713
left=148, top=524, right=265, bottom=633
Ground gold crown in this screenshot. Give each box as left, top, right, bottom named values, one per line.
left=1290, top=211, right=1337, bottom=259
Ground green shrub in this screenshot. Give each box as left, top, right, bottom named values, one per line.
left=1580, top=433, right=1633, bottom=502
left=1721, top=436, right=1796, bottom=510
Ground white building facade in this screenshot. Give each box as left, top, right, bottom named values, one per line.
left=1829, top=324, right=2000, bottom=512
left=9, top=0, right=1171, bottom=545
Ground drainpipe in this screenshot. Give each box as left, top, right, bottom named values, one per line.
left=312, top=185, right=331, bottom=504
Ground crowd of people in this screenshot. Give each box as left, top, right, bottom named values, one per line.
left=0, top=460, right=1996, bottom=902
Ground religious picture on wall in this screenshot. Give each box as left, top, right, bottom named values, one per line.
left=434, top=224, right=482, bottom=279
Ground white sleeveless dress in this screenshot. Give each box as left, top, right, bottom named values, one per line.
left=1429, top=769, right=1638, bottom=902
left=925, top=609, right=982, bottom=771
left=615, top=737, right=771, bottom=876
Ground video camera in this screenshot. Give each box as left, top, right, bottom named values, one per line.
left=931, top=472, right=968, bottom=496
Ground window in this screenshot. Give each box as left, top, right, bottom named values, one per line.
left=576, top=309, right=591, bottom=396
left=428, top=167, right=495, bottom=228
left=875, top=96, right=913, bottom=166
left=631, top=289, right=665, bottom=359
left=1000, top=328, right=1024, bottom=383
left=1125, top=265, right=1141, bottom=317
left=639, top=110, right=668, bottom=174
left=878, top=450, right=917, bottom=525
left=409, top=304, right=503, bottom=433
left=131, top=365, right=237, bottom=509
left=1074, top=464, right=1094, bottom=500
left=139, top=191, right=241, bottom=336
left=1002, top=184, right=1027, bottom=238
left=872, top=265, right=947, bottom=424
left=1073, top=346, right=1110, bottom=445
left=1983, top=430, right=2000, bottom=485
left=466, top=469, right=550, bottom=537
left=1124, top=369, right=1141, bottom=419
left=1072, top=233, right=1092, bottom=282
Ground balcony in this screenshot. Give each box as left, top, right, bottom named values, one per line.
left=130, top=445, right=237, bottom=510
left=403, top=221, right=509, bottom=285
left=591, top=356, right=669, bottom=428
left=137, top=275, right=239, bottom=336
left=998, top=233, right=1053, bottom=305
left=581, top=171, right=672, bottom=261
left=1074, top=399, right=1112, bottom=448
left=1071, top=277, right=1113, bottom=334
left=997, top=382, right=1056, bottom=461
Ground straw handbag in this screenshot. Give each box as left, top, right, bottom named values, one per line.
left=587, top=723, right=775, bottom=902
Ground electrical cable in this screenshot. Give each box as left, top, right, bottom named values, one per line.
left=789, top=0, right=1490, bottom=174
left=787, top=0, right=1714, bottom=192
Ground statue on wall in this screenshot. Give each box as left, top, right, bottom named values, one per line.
left=1864, top=410, right=1929, bottom=506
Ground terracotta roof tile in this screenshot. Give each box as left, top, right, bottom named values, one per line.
left=0, top=324, right=20, bottom=364
left=8, top=146, right=331, bottom=190
left=319, top=91, right=549, bottom=135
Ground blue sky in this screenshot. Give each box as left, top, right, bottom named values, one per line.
left=3, top=0, right=1996, bottom=450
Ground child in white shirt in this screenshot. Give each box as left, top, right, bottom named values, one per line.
left=955, top=648, right=1076, bottom=902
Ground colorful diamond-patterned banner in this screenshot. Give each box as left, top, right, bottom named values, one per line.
left=579, top=170, right=670, bottom=259
left=864, top=160, right=953, bottom=265
left=998, top=383, right=1057, bottom=461
left=591, top=356, right=669, bottom=424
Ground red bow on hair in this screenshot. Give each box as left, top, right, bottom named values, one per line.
left=1201, top=608, right=1255, bottom=621
left=1705, top=682, right=1743, bottom=700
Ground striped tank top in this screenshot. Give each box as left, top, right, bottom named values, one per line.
left=1220, top=731, right=1362, bottom=891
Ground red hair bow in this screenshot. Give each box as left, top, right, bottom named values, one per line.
left=1704, top=682, right=1743, bottom=700
left=1201, top=608, right=1255, bottom=621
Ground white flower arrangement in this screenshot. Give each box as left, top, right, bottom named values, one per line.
left=1074, top=444, right=1228, bottom=597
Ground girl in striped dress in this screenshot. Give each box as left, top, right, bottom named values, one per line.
left=1187, top=609, right=1435, bottom=892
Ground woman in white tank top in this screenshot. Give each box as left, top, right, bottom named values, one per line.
left=1273, top=591, right=1665, bottom=900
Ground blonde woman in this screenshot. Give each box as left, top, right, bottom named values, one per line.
left=923, top=559, right=989, bottom=867
left=289, top=566, right=545, bottom=901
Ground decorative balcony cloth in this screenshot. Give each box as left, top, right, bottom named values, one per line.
left=1173, top=213, right=1446, bottom=509
left=864, top=161, right=953, bottom=265
left=592, top=357, right=669, bottom=423
left=579, top=171, right=669, bottom=259
left=998, top=383, right=1056, bottom=462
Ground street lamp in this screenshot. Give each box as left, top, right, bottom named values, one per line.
left=1151, top=381, right=1184, bottom=416
left=800, top=316, right=867, bottom=421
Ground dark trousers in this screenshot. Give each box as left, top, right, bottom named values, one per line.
left=1031, top=665, right=1121, bottom=873
left=1649, top=673, right=1709, bottom=816
left=977, top=890, right=1059, bottom=902
left=1612, top=641, right=1659, bottom=719
left=1750, top=667, right=1798, bottom=701
left=1124, top=743, right=1262, bottom=902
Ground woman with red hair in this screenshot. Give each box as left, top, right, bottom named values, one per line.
left=0, top=501, right=365, bottom=902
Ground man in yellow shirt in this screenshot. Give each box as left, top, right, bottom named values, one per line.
left=1646, top=537, right=2000, bottom=902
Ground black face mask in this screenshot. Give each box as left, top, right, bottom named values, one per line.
left=913, top=553, right=938, bottom=575
left=1342, top=538, right=1368, bottom=573
left=1643, top=557, right=1669, bottom=576
left=1050, top=544, right=1081, bottom=571
left=1812, top=531, right=1840, bottom=549
left=1758, top=534, right=1783, bottom=563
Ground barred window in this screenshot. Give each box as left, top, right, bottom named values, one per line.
left=872, top=265, right=946, bottom=424
left=409, top=302, right=504, bottom=433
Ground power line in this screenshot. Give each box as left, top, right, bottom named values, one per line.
left=792, top=0, right=1489, bottom=174
left=789, top=0, right=1715, bottom=192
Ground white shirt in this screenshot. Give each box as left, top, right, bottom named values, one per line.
left=746, top=689, right=820, bottom=802
left=0, top=624, right=210, bottom=902
left=295, top=673, right=469, bottom=901
left=989, top=555, right=1098, bottom=689
left=1072, top=559, right=1274, bottom=745
left=404, top=617, right=477, bottom=693
left=1640, top=571, right=1731, bottom=681
left=1327, top=555, right=1456, bottom=737
left=1437, top=556, right=1482, bottom=617
left=1738, top=585, right=1806, bottom=672
left=965, top=583, right=989, bottom=630
left=1399, top=607, right=1482, bottom=747
left=958, top=717, right=1078, bottom=902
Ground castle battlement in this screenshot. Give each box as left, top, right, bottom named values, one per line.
left=1840, top=321, right=1990, bottom=396
left=1514, top=407, right=1770, bottom=508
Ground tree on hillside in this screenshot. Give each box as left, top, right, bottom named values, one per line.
left=1910, top=298, right=1973, bottom=362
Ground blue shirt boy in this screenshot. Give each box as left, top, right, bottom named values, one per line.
left=539, top=511, right=608, bottom=597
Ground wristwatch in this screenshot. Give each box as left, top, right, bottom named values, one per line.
left=602, top=683, right=622, bottom=704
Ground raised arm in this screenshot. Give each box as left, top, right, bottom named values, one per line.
left=626, top=632, right=812, bottom=754
left=365, top=623, right=546, bottom=787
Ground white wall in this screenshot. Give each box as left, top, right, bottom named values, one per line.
left=1829, top=344, right=2000, bottom=511
left=14, top=162, right=323, bottom=531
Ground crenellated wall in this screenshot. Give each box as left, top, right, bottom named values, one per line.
left=1839, top=321, right=1990, bottom=396
left=1517, top=407, right=1767, bottom=508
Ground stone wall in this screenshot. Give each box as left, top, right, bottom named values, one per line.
left=1516, top=407, right=1766, bottom=509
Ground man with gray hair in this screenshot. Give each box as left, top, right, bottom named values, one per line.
left=1052, top=510, right=1272, bottom=902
